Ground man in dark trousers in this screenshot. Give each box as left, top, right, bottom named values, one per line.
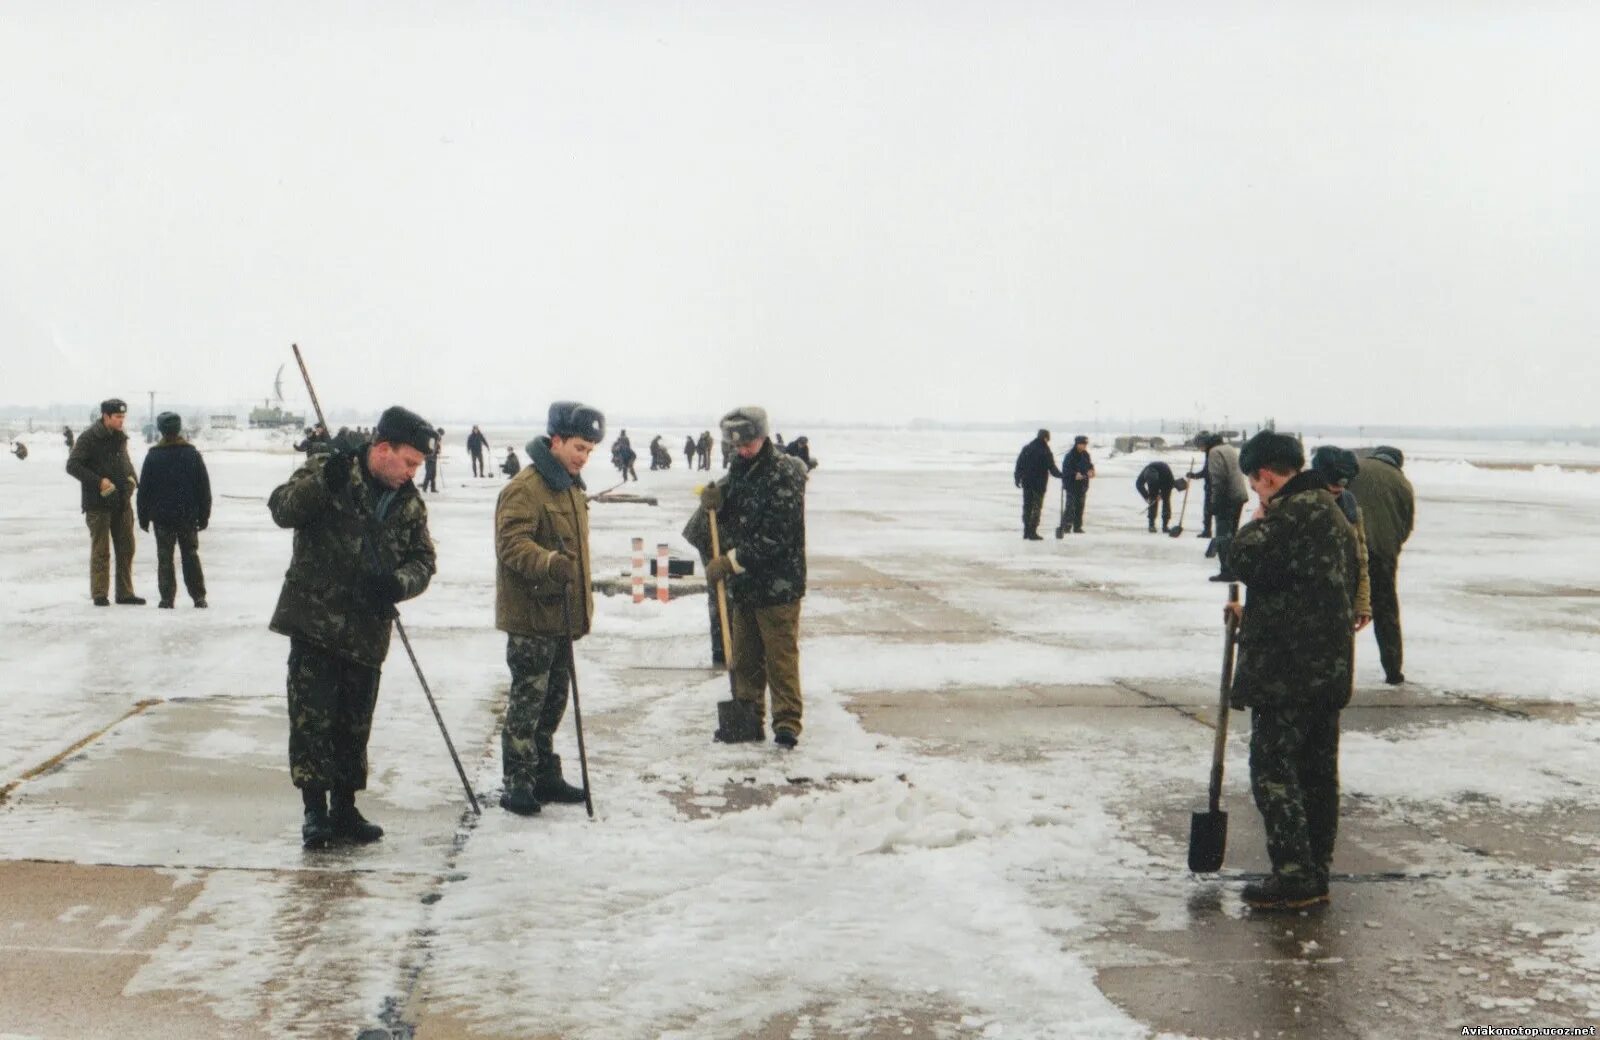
left=268, top=406, right=438, bottom=849
left=136, top=412, right=212, bottom=609
left=1134, top=460, right=1181, bottom=533
left=684, top=435, right=697, bottom=469
left=1012, top=429, right=1061, bottom=540
left=1060, top=435, right=1096, bottom=534
left=1350, top=446, right=1414, bottom=684
left=1227, top=431, right=1359, bottom=911
left=421, top=427, right=444, bottom=493
left=466, top=425, right=491, bottom=478
left=494, top=401, right=605, bottom=815
left=66, top=398, right=145, bottom=606
left=694, top=406, right=810, bottom=748
left=697, top=430, right=713, bottom=470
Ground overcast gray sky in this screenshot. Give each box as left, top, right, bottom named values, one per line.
left=3, top=3, right=1596, bottom=428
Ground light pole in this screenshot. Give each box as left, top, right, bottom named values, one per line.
left=147, top=390, right=156, bottom=444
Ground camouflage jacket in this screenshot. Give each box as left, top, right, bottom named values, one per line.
left=688, top=440, right=808, bottom=607
left=66, top=419, right=137, bottom=513
left=268, top=449, right=436, bottom=667
left=1229, top=471, right=1359, bottom=712
left=494, top=437, right=592, bottom=639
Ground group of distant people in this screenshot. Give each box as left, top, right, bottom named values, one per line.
left=612, top=429, right=818, bottom=483
left=65, top=398, right=212, bottom=609
left=1011, top=425, right=1416, bottom=912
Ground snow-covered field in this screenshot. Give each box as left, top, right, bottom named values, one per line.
left=2, top=425, right=1598, bottom=1038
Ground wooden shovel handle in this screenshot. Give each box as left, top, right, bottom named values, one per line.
left=708, top=508, right=735, bottom=673
left=1208, top=582, right=1241, bottom=813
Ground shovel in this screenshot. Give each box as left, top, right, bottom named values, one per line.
left=1188, top=582, right=1240, bottom=873
left=1168, top=455, right=1195, bottom=538
left=1053, top=485, right=1067, bottom=539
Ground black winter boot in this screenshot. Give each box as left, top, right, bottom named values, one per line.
left=534, top=777, right=586, bottom=804
left=330, top=790, right=384, bottom=843
left=301, top=788, right=333, bottom=849
left=500, top=788, right=542, bottom=816
left=1242, top=873, right=1326, bottom=911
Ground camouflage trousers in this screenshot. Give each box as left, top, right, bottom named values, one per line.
left=502, top=633, right=572, bottom=795
left=730, top=600, right=803, bottom=736
left=85, top=505, right=136, bottom=601
left=286, top=638, right=381, bottom=791
left=1249, top=704, right=1341, bottom=884
left=154, top=522, right=205, bottom=604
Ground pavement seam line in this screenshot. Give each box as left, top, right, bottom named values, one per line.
left=0, top=698, right=163, bottom=804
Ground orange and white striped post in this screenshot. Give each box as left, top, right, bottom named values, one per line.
left=657, top=543, right=671, bottom=603
left=631, top=537, right=645, bottom=605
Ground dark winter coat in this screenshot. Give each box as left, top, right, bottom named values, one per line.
left=136, top=437, right=213, bottom=529
left=501, top=451, right=521, bottom=477
left=1013, top=437, right=1062, bottom=491
left=1349, top=451, right=1414, bottom=560
left=268, top=449, right=436, bottom=667
left=1229, top=470, right=1360, bottom=713
left=1135, top=461, right=1174, bottom=499
left=689, top=440, right=808, bottom=608
left=495, top=437, right=592, bottom=638
left=1062, top=447, right=1095, bottom=485
left=466, top=430, right=489, bottom=456
left=66, top=419, right=137, bottom=513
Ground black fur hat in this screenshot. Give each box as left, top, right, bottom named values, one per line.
left=156, top=411, right=182, bottom=436
left=1239, top=431, right=1304, bottom=475
left=1310, top=445, right=1360, bottom=486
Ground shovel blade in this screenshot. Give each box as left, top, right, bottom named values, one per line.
left=1168, top=525, right=1184, bottom=538
left=1188, top=810, right=1228, bottom=872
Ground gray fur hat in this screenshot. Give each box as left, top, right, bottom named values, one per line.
left=547, top=401, right=606, bottom=443
left=156, top=411, right=182, bottom=436
left=1368, top=445, right=1405, bottom=470
left=719, top=406, right=769, bottom=447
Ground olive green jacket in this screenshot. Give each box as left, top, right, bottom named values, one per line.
left=495, top=437, right=593, bottom=639
left=66, top=419, right=137, bottom=513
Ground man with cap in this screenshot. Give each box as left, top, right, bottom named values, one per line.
left=66, top=398, right=145, bottom=606
left=466, top=425, right=491, bottom=478
left=1134, top=460, right=1183, bottom=534
left=136, top=412, right=213, bottom=609
left=494, top=400, right=605, bottom=815
left=1349, top=446, right=1414, bottom=684
left=1226, top=431, right=1360, bottom=911
left=1060, top=436, right=1096, bottom=534
left=421, top=427, right=444, bottom=493
left=1310, top=446, right=1372, bottom=635
left=1012, top=429, right=1062, bottom=540
left=693, top=406, right=810, bottom=748
left=268, top=405, right=439, bottom=849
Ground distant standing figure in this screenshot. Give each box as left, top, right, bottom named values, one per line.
left=63, top=425, right=75, bottom=449
left=697, top=430, right=713, bottom=470
left=614, top=430, right=638, bottom=481
left=1012, top=429, right=1062, bottom=540
left=684, top=435, right=697, bottom=469
left=1061, top=436, right=1096, bottom=534
left=501, top=447, right=521, bottom=477
left=137, top=412, right=212, bottom=609
left=66, top=398, right=144, bottom=606
left=1135, top=461, right=1178, bottom=533
left=422, top=427, right=444, bottom=493
left=467, top=425, right=491, bottom=478
left=1349, top=446, right=1414, bottom=684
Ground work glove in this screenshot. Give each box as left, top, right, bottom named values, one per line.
left=363, top=573, right=406, bottom=605
left=699, top=483, right=724, bottom=511
left=323, top=452, right=353, bottom=492
left=139, top=518, right=150, bottom=532
left=704, top=554, right=734, bottom=585
left=546, top=552, right=579, bottom=586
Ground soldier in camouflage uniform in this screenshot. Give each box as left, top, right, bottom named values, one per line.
left=1226, top=431, right=1359, bottom=911
left=693, top=406, right=809, bottom=748
left=66, top=398, right=145, bottom=606
left=493, top=401, right=605, bottom=816
left=268, top=405, right=438, bottom=849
